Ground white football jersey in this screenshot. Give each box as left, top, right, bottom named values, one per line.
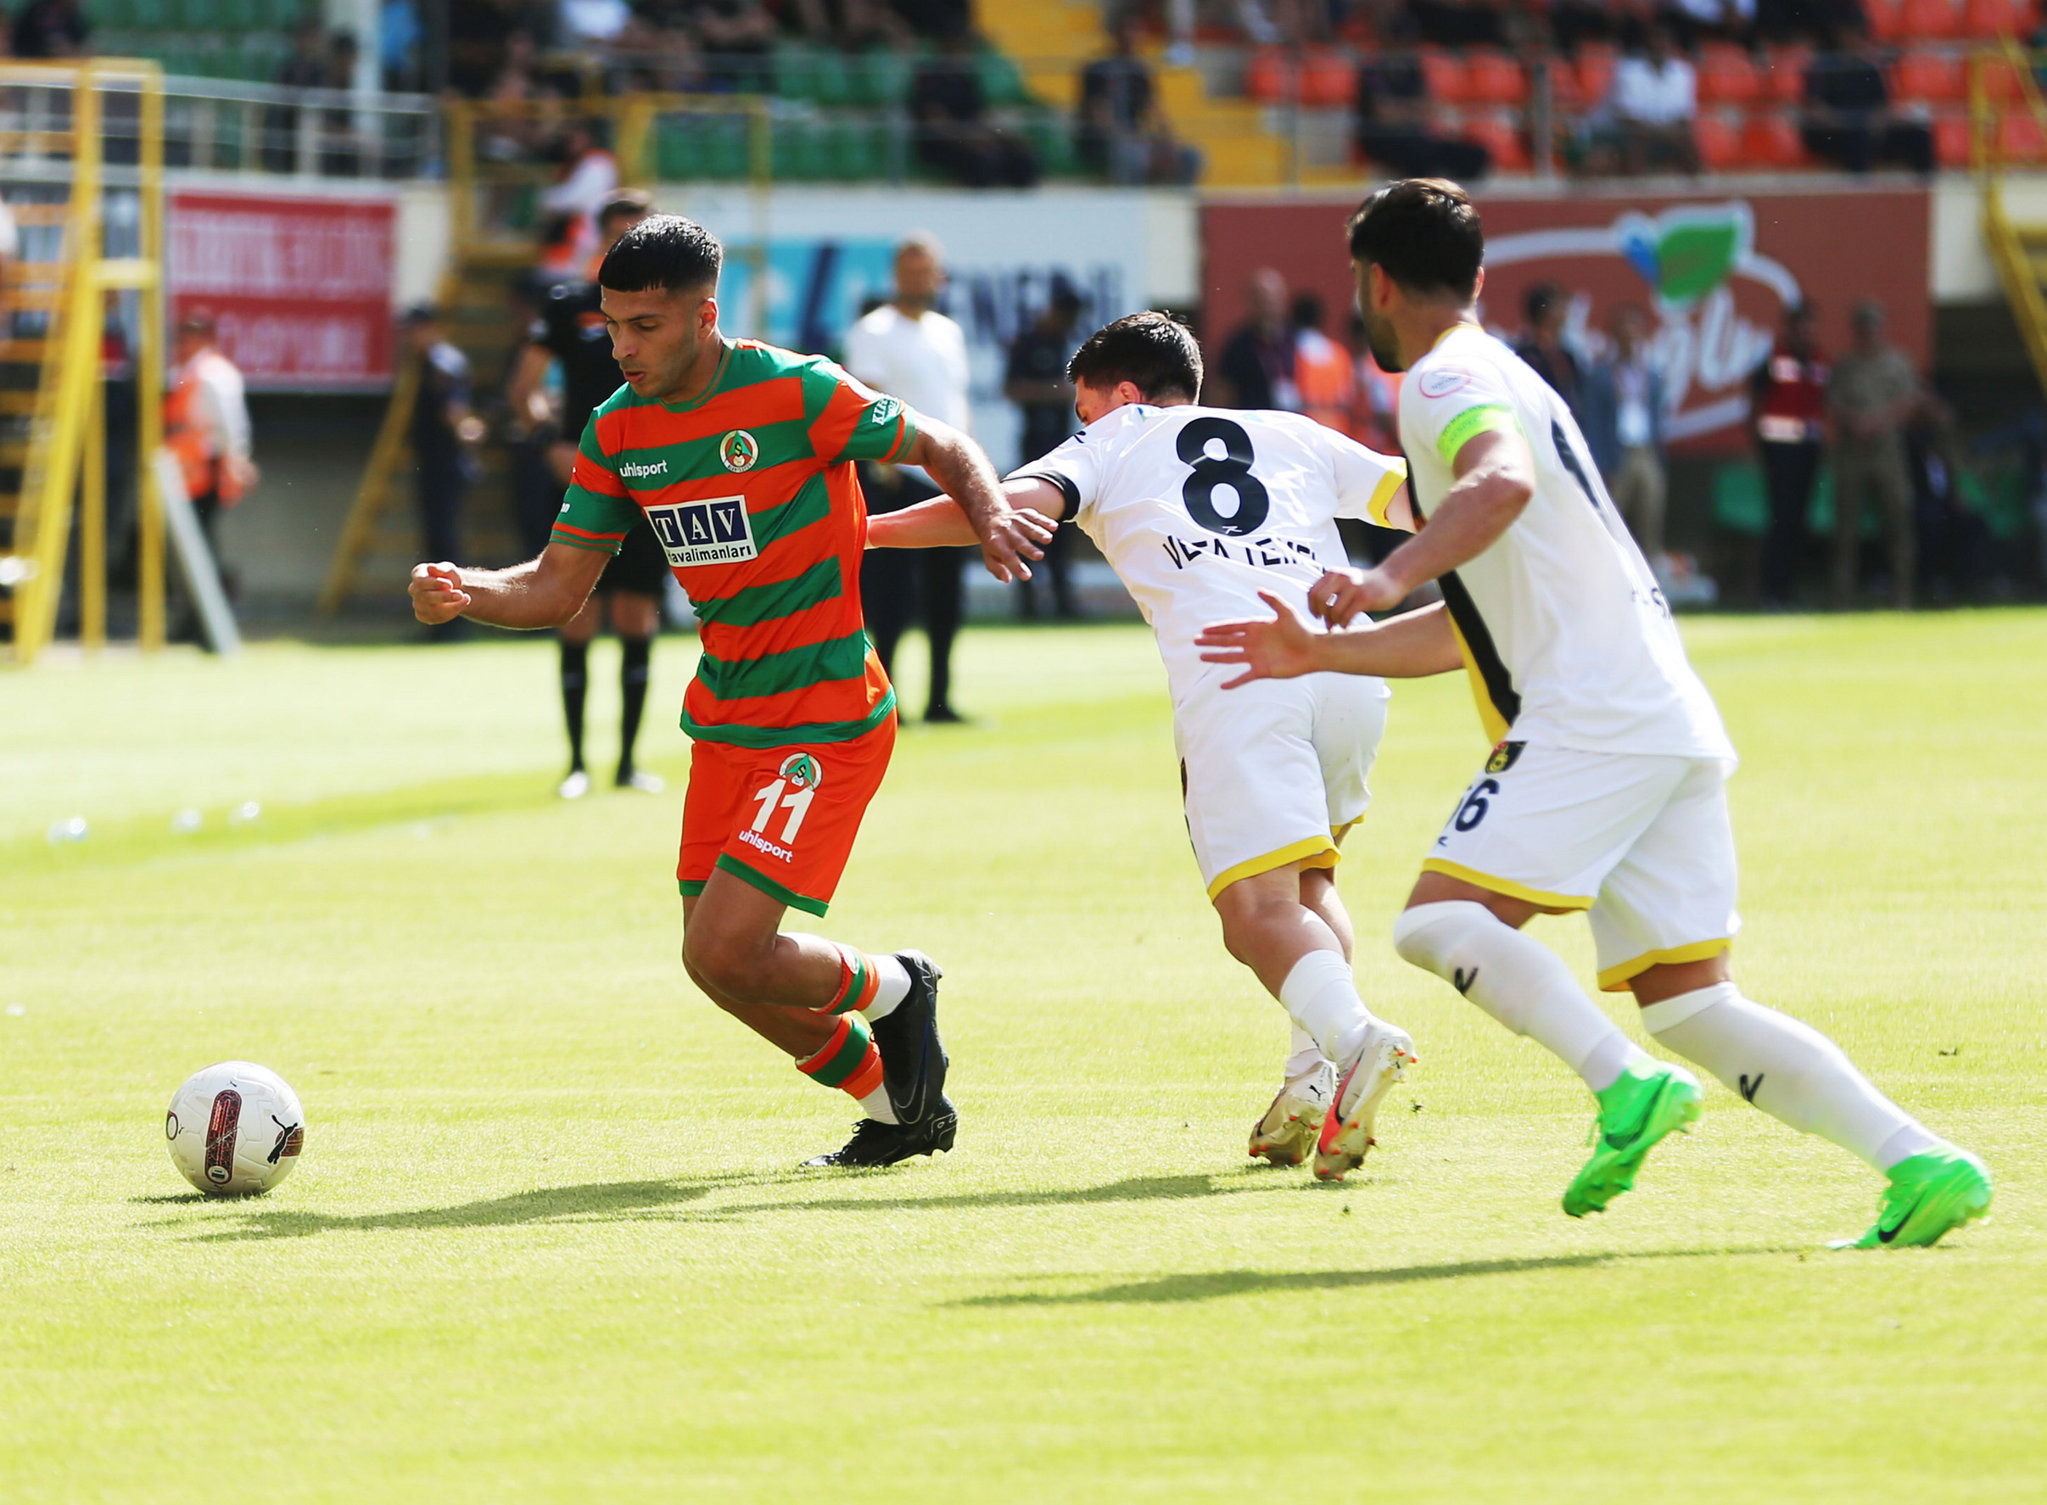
left=1016, top=402, right=1407, bottom=699
left=1401, top=324, right=1733, bottom=759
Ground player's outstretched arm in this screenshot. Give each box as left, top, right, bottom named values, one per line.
left=409, top=541, right=609, bottom=630
left=866, top=477, right=1062, bottom=554
left=898, top=418, right=1044, bottom=583
left=1197, top=595, right=1461, bottom=688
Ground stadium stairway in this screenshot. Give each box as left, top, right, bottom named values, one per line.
left=0, top=194, right=71, bottom=648
left=316, top=248, right=529, bottom=617
left=973, top=0, right=1288, bottom=186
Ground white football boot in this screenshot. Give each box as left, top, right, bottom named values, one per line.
left=1314, top=1022, right=1419, bottom=1182
left=1248, top=1060, right=1335, bottom=1166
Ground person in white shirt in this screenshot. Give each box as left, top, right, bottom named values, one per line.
left=844, top=233, right=975, bottom=722
left=1595, top=26, right=1699, bottom=175
left=868, top=312, right=1421, bottom=1181
left=1197, top=178, right=1991, bottom=1249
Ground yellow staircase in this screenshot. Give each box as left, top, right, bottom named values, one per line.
left=974, top=0, right=1290, bottom=186
left=1978, top=40, right=2047, bottom=402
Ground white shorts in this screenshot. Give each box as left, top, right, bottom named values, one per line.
left=1175, top=670, right=1390, bottom=900
left=1422, top=741, right=1742, bottom=991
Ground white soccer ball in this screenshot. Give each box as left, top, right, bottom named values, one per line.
left=165, top=1061, right=306, bottom=1196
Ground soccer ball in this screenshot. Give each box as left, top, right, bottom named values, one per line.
left=165, top=1061, right=306, bottom=1196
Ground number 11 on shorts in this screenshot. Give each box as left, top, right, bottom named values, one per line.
left=749, top=752, right=825, bottom=845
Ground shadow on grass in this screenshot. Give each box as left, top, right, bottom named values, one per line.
left=714, top=1171, right=1264, bottom=1220
left=957, top=1246, right=1798, bottom=1306
left=143, top=1170, right=780, bottom=1242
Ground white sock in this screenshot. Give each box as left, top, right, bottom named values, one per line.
left=1640, top=982, right=1939, bottom=1171
left=856, top=1084, right=900, bottom=1125
left=1277, top=949, right=1376, bottom=1065
left=1393, top=901, right=1648, bottom=1092
left=863, top=953, right=913, bottom=1021
left=1284, top=1023, right=1325, bottom=1081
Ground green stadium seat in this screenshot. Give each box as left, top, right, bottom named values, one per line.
left=128, top=0, right=167, bottom=27
left=977, top=47, right=1033, bottom=108
left=1021, top=110, right=1076, bottom=175
left=221, top=0, right=262, bottom=32
left=774, top=43, right=824, bottom=101
left=268, top=0, right=302, bottom=29
left=771, top=117, right=829, bottom=179
left=176, top=0, right=219, bottom=28
left=847, top=47, right=910, bottom=107
left=1711, top=462, right=1770, bottom=538
left=821, top=116, right=883, bottom=179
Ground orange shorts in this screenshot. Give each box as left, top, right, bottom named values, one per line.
left=676, top=714, right=897, bottom=917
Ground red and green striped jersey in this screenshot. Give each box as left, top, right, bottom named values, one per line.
left=552, top=339, right=917, bottom=748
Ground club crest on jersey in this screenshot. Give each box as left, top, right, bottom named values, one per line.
left=1485, top=740, right=1525, bottom=773
left=1417, top=368, right=1470, bottom=399
left=778, top=752, right=823, bottom=791
left=719, top=430, right=760, bottom=472
left=644, top=494, right=757, bottom=566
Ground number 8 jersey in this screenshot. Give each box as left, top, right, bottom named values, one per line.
left=1016, top=402, right=1407, bottom=698
left=1400, top=325, right=1734, bottom=761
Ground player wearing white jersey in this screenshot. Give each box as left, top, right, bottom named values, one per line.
left=1199, top=180, right=1990, bottom=1247
left=869, top=313, right=1419, bottom=1180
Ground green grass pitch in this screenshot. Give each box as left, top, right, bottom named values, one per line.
left=3, top=611, right=2043, bottom=1500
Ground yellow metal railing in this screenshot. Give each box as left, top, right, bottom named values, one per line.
left=1972, top=40, right=2047, bottom=404
left=3, top=59, right=166, bottom=666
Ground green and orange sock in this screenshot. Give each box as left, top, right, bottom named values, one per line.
left=824, top=944, right=913, bottom=1020
left=796, top=1012, right=896, bottom=1123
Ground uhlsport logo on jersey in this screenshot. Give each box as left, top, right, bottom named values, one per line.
left=719, top=430, right=759, bottom=472
left=644, top=493, right=757, bottom=566
left=779, top=752, right=823, bottom=791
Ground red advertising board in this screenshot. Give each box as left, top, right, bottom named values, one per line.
left=168, top=189, right=396, bottom=391
left=1202, top=186, right=1931, bottom=453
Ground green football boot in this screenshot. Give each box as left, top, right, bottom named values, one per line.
left=1837, top=1146, right=1993, bottom=1250
left=1562, top=1060, right=1703, bottom=1218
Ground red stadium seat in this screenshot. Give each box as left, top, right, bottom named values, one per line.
left=1932, top=109, right=1974, bottom=165
left=1459, top=108, right=1530, bottom=170
left=1465, top=50, right=1528, bottom=105
left=1245, top=49, right=1290, bottom=102
left=1739, top=110, right=1807, bottom=167
left=1962, top=0, right=2025, bottom=35
left=1697, top=44, right=1762, bottom=104
left=1893, top=48, right=1965, bottom=101
left=2000, top=107, right=2046, bottom=158
left=1574, top=46, right=1618, bottom=107
left=1759, top=45, right=1811, bottom=103
left=1422, top=49, right=1472, bottom=103
left=1299, top=50, right=1358, bottom=106
left=1696, top=108, right=1744, bottom=168
left=1980, top=56, right=2023, bottom=100
left=1898, top=0, right=1961, bottom=38
left=1864, top=0, right=1906, bottom=39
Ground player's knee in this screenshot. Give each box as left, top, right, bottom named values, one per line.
left=681, top=925, right=771, bottom=1006
left=1392, top=900, right=1492, bottom=975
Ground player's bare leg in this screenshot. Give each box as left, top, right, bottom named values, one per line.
left=683, top=877, right=954, bottom=1164
left=1214, top=861, right=1415, bottom=1179
left=1628, top=953, right=1992, bottom=1248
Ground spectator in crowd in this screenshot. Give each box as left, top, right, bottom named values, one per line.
left=1077, top=9, right=1201, bottom=186
left=1213, top=267, right=1298, bottom=411
left=405, top=303, right=484, bottom=639
left=1804, top=23, right=1934, bottom=174
left=694, top=0, right=777, bottom=92
left=1003, top=280, right=1085, bottom=619
left=1661, top=0, right=1755, bottom=51
left=1355, top=14, right=1491, bottom=182
left=1291, top=290, right=1355, bottom=437
left=1752, top=301, right=1828, bottom=608
left=1514, top=282, right=1582, bottom=416
left=846, top=233, right=975, bottom=722
left=1828, top=298, right=1924, bottom=609
left=163, top=308, right=256, bottom=637
left=380, top=0, right=424, bottom=90
left=559, top=0, right=632, bottom=44
left=789, top=0, right=913, bottom=50
left=540, top=119, right=621, bottom=273
left=1908, top=399, right=1993, bottom=602
left=9, top=0, right=88, bottom=57
left=1582, top=302, right=1670, bottom=568
left=911, top=24, right=1039, bottom=188
left=1592, top=24, right=1699, bottom=175
left=1408, top=0, right=1507, bottom=48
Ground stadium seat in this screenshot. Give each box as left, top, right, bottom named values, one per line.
left=1759, top=46, right=1812, bottom=103
left=1574, top=47, right=1618, bottom=109
left=1864, top=0, right=1905, bottom=38
left=847, top=47, right=911, bottom=107
left=1464, top=51, right=1527, bottom=105
left=1962, top=0, right=2026, bottom=35
left=1696, top=108, right=1744, bottom=168
left=1898, top=0, right=1961, bottom=39
left=1981, top=57, right=2023, bottom=100
left=1421, top=49, right=1471, bottom=103
left=1932, top=109, right=1974, bottom=164
left=1894, top=48, right=1965, bottom=101
left=1459, top=109, right=1529, bottom=170
left=1300, top=50, right=1358, bottom=106
left=976, top=47, right=1033, bottom=108
left=2000, top=107, right=2046, bottom=158
left=1245, top=49, right=1290, bottom=102
left=1697, top=45, right=1761, bottom=105
left=1739, top=110, right=1807, bottom=167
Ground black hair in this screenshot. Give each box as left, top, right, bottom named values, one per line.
left=1525, top=281, right=1562, bottom=324
left=597, top=188, right=655, bottom=235
left=599, top=214, right=723, bottom=295
left=1345, top=178, right=1484, bottom=301
left=1067, top=311, right=1203, bottom=403
left=1290, top=289, right=1325, bottom=331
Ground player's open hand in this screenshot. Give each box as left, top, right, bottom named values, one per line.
left=410, top=562, right=471, bottom=624
left=976, top=508, right=1054, bottom=584
left=1195, top=591, right=1320, bottom=689
left=1307, top=566, right=1403, bottom=626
